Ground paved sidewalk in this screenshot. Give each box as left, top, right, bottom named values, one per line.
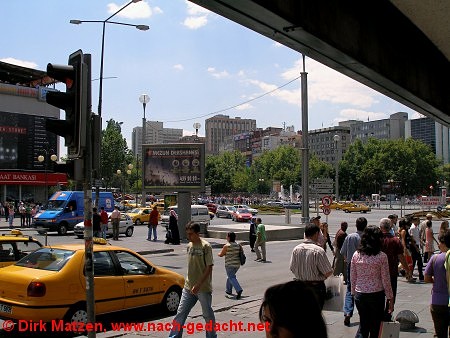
left=0, top=218, right=438, bottom=338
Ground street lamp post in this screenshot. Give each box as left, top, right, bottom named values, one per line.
left=70, top=0, right=149, bottom=211
left=139, top=93, right=150, bottom=207
left=38, top=151, right=58, bottom=201
left=333, top=134, right=340, bottom=202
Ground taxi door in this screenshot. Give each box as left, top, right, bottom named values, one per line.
left=92, top=251, right=126, bottom=313
left=114, top=251, right=160, bottom=308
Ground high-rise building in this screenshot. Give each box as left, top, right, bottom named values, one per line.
left=309, top=126, right=351, bottom=166
left=132, top=121, right=183, bottom=157
left=406, top=117, right=450, bottom=164
left=205, top=115, right=256, bottom=155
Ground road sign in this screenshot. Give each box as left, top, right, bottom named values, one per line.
left=322, top=195, right=333, bottom=207
left=421, top=197, right=440, bottom=206
left=323, top=207, right=331, bottom=215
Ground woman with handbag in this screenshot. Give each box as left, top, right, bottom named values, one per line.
left=218, top=231, right=243, bottom=299
left=165, top=209, right=180, bottom=245
left=351, top=225, right=393, bottom=338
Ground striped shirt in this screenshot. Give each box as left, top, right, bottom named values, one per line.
left=290, top=239, right=332, bottom=281
left=225, top=242, right=241, bottom=268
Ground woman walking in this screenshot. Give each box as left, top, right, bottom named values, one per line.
left=424, top=220, right=435, bottom=263
left=351, top=225, right=393, bottom=337
left=218, top=232, right=243, bottom=299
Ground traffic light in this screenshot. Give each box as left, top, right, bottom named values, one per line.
left=46, top=50, right=87, bottom=159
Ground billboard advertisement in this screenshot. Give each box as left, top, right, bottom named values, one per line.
left=143, top=143, right=205, bottom=192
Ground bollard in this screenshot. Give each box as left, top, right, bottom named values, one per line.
left=284, top=208, right=291, bottom=224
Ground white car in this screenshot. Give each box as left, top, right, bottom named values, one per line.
left=233, top=204, right=258, bottom=215
left=73, top=213, right=134, bottom=239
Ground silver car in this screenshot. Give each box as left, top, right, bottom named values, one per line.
left=73, top=213, right=134, bottom=239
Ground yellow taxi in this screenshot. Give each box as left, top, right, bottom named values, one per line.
left=0, top=230, right=42, bottom=268
left=152, top=201, right=165, bottom=213
left=319, top=201, right=354, bottom=210
left=126, top=207, right=152, bottom=225
left=341, top=203, right=371, bottom=213
left=0, top=242, right=184, bottom=323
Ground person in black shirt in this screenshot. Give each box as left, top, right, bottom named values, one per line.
left=92, top=207, right=102, bottom=238
left=249, top=217, right=257, bottom=252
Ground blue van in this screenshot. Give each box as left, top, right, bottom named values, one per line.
left=34, top=191, right=114, bottom=235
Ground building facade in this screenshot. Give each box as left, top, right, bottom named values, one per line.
left=0, top=62, right=67, bottom=203
left=132, top=121, right=183, bottom=158
left=405, top=117, right=450, bottom=164
left=308, top=126, right=351, bottom=166
left=205, top=115, right=256, bottom=155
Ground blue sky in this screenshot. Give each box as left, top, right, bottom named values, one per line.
left=2, top=0, right=421, bottom=152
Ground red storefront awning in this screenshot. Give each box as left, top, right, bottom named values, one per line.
left=0, top=171, right=68, bottom=185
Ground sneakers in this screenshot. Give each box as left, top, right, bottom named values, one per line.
left=236, top=290, right=243, bottom=300
left=225, top=291, right=232, bottom=296
left=344, top=315, right=351, bottom=327
left=254, top=258, right=262, bottom=262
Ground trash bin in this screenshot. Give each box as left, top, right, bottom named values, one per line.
left=285, top=208, right=291, bottom=224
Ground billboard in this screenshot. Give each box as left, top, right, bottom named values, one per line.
left=143, top=143, right=205, bottom=192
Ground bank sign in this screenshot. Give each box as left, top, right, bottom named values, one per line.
left=143, top=143, right=205, bottom=192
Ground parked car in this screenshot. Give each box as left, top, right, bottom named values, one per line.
left=216, top=205, right=236, bottom=218
left=161, top=205, right=211, bottom=226
left=233, top=204, right=258, bottom=215
left=265, top=201, right=283, bottom=207
left=0, top=230, right=43, bottom=268
left=341, top=203, right=371, bottom=213
left=127, top=207, right=153, bottom=225
left=282, top=202, right=302, bottom=209
left=73, top=213, right=134, bottom=239
left=0, top=242, right=184, bottom=323
left=231, top=208, right=253, bottom=222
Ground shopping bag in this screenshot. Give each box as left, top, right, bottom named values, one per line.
left=378, top=321, right=400, bottom=338
left=323, top=274, right=345, bottom=311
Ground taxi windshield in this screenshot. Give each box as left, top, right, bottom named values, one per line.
left=16, top=248, right=75, bottom=271
left=129, top=208, right=141, bottom=213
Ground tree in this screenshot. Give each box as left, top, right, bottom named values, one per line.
left=100, top=119, right=133, bottom=190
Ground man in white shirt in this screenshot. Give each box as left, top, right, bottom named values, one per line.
left=408, top=216, right=424, bottom=281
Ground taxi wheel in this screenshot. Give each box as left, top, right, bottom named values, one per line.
left=65, top=304, right=88, bottom=324
left=162, top=286, right=181, bottom=314
left=135, top=219, right=142, bottom=225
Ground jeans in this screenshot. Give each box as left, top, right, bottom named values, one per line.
left=354, top=291, right=385, bottom=338
left=8, top=215, right=14, bottom=228
left=168, top=288, right=217, bottom=338
left=148, top=225, right=157, bottom=240
left=225, top=266, right=242, bottom=293
left=344, top=262, right=354, bottom=317
left=101, top=224, right=108, bottom=239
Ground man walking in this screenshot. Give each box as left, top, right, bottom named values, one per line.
left=168, top=222, right=217, bottom=338
left=110, top=205, right=121, bottom=240
left=340, top=217, right=368, bottom=326
left=254, top=218, right=266, bottom=262
left=100, top=207, right=109, bottom=239
left=380, top=217, right=412, bottom=321
left=290, top=223, right=333, bottom=310
left=409, top=216, right=424, bottom=281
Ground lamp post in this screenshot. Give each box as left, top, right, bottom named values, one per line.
left=388, top=179, right=394, bottom=209
left=70, top=0, right=149, bottom=210
left=38, top=151, right=58, bottom=201
left=139, top=93, right=150, bottom=207
left=333, top=134, right=340, bottom=202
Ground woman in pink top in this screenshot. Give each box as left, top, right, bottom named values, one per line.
left=424, top=220, right=435, bottom=263
left=351, top=226, right=393, bottom=338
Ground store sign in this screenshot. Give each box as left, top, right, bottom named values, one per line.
left=0, top=171, right=67, bottom=185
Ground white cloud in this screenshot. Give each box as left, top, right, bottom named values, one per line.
left=207, top=67, right=229, bottom=79
left=235, top=103, right=253, bottom=111
left=186, top=1, right=210, bottom=15
left=334, top=108, right=388, bottom=124
left=0, top=58, right=38, bottom=69
left=107, top=1, right=154, bottom=19
left=173, top=64, right=184, bottom=71
left=183, top=16, right=208, bottom=29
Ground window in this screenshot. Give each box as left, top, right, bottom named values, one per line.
left=94, top=251, right=116, bottom=276
left=116, top=251, right=152, bottom=275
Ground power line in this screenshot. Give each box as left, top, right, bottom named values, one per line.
left=164, top=76, right=301, bottom=123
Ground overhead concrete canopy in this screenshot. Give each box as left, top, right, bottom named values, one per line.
left=189, top=0, right=450, bottom=126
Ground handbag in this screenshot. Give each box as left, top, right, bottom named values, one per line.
left=323, top=274, right=345, bottom=312
left=378, top=321, right=400, bottom=338
left=239, top=245, right=246, bottom=265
